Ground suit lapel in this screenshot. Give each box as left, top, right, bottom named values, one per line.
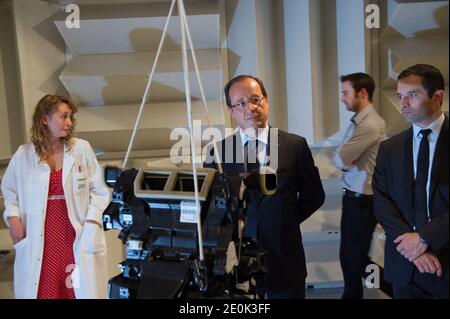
left=403, top=128, right=415, bottom=222
left=429, top=116, right=449, bottom=202
left=258, top=127, right=281, bottom=205
left=222, top=132, right=245, bottom=172
left=267, top=126, right=281, bottom=171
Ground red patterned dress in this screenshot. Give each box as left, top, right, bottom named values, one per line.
left=37, top=169, right=76, bottom=299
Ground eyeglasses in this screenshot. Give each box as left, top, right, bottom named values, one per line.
left=230, top=96, right=265, bottom=111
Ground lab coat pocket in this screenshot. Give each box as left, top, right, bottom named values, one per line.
left=13, top=236, right=29, bottom=250
left=13, top=237, right=30, bottom=298
left=73, top=171, right=89, bottom=213
left=81, top=223, right=107, bottom=255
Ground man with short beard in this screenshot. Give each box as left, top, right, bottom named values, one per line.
left=333, top=73, right=386, bottom=299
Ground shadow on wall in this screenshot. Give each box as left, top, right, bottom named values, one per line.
left=223, top=0, right=242, bottom=78
left=66, top=91, right=85, bottom=107
left=33, top=9, right=69, bottom=99
left=226, top=48, right=241, bottom=80
left=129, top=27, right=181, bottom=53
left=33, top=9, right=65, bottom=53
left=414, top=3, right=449, bottom=38
left=379, top=2, right=449, bottom=137
left=101, top=77, right=198, bottom=106
left=41, top=64, right=70, bottom=98
left=76, top=127, right=176, bottom=153
left=0, top=8, right=25, bottom=149
left=225, top=0, right=239, bottom=35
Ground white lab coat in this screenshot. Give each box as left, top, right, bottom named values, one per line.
left=1, top=138, right=110, bottom=299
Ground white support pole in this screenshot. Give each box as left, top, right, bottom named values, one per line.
left=178, top=0, right=205, bottom=263
left=122, top=0, right=176, bottom=169
left=180, top=1, right=224, bottom=175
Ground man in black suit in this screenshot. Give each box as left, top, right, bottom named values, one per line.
left=204, top=75, right=325, bottom=299
left=373, top=64, right=448, bottom=299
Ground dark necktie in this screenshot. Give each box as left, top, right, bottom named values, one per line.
left=245, top=139, right=260, bottom=173
left=413, top=129, right=432, bottom=231
left=244, top=139, right=261, bottom=240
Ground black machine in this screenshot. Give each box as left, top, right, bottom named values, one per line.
left=102, top=166, right=277, bottom=299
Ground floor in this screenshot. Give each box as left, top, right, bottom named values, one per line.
left=0, top=250, right=14, bottom=299
left=306, top=286, right=391, bottom=299
left=0, top=249, right=390, bottom=300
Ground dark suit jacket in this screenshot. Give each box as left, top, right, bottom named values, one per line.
left=373, top=116, right=449, bottom=286
left=204, top=128, right=325, bottom=292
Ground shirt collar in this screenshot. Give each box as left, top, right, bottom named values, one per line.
left=412, top=113, right=445, bottom=138
left=352, top=104, right=374, bottom=126
left=239, top=124, right=269, bottom=146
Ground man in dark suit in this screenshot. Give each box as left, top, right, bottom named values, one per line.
left=373, top=64, right=448, bottom=299
left=204, top=75, right=325, bottom=299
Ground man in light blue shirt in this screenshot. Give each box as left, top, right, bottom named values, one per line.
left=333, top=73, right=386, bottom=299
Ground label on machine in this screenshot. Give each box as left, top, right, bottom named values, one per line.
left=180, top=200, right=199, bottom=224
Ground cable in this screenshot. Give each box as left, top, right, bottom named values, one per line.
left=122, top=0, right=177, bottom=169
left=180, top=3, right=224, bottom=175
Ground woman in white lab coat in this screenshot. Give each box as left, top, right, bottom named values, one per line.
left=1, top=95, right=110, bottom=299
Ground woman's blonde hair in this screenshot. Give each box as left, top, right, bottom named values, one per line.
left=30, top=95, right=78, bottom=160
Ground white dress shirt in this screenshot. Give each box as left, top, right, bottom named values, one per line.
left=332, top=104, right=386, bottom=195
left=412, top=113, right=445, bottom=221
left=239, top=124, right=270, bottom=166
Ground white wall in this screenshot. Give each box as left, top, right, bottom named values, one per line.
left=283, top=0, right=315, bottom=143
left=336, top=0, right=367, bottom=129
left=255, top=0, right=279, bottom=129
left=226, top=0, right=258, bottom=77
left=0, top=1, right=23, bottom=159
left=225, top=0, right=286, bottom=131
left=322, top=0, right=340, bottom=139
left=0, top=35, right=11, bottom=160
left=13, top=0, right=68, bottom=134
left=282, top=0, right=341, bottom=144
